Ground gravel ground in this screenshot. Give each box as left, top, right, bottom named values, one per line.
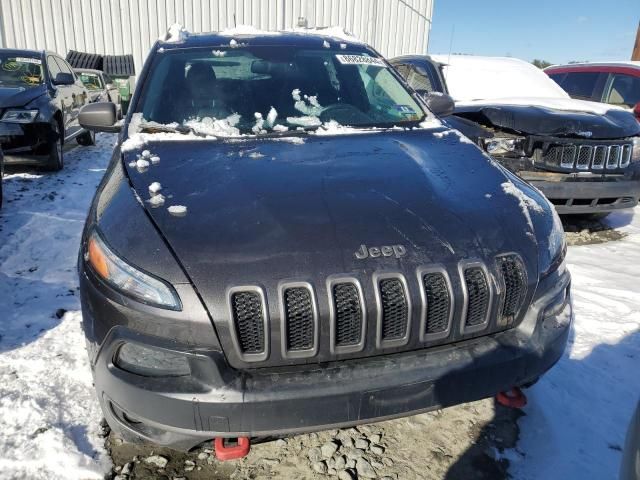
left=107, top=402, right=521, bottom=480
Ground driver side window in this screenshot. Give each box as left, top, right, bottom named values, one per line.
left=47, top=56, right=62, bottom=81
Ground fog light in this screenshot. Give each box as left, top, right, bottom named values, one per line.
left=115, top=343, right=190, bottom=377
left=542, top=286, right=572, bottom=330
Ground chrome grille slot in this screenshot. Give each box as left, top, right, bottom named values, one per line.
left=333, top=283, right=363, bottom=347
left=592, top=146, right=607, bottom=169
left=620, top=144, right=632, bottom=168
left=576, top=145, right=592, bottom=170
left=463, top=267, right=490, bottom=329
left=607, top=145, right=621, bottom=169
left=560, top=145, right=577, bottom=168
left=231, top=291, right=266, bottom=354
left=379, top=278, right=409, bottom=341
left=283, top=287, right=315, bottom=352
left=498, top=255, right=527, bottom=325
left=422, top=272, right=451, bottom=335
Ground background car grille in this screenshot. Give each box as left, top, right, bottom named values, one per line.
left=283, top=287, right=315, bottom=351
left=422, top=272, right=451, bottom=335
left=379, top=278, right=409, bottom=341
left=499, top=256, right=526, bottom=324
left=464, top=267, right=490, bottom=327
left=540, top=141, right=632, bottom=171
left=333, top=283, right=363, bottom=347
left=231, top=291, right=265, bottom=354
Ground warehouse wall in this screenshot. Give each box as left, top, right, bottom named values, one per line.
left=0, top=0, right=433, bottom=74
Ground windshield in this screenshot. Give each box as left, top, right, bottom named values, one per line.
left=436, top=56, right=569, bottom=102
left=0, top=53, right=43, bottom=88
left=79, top=72, right=103, bottom=90
left=135, top=46, right=426, bottom=135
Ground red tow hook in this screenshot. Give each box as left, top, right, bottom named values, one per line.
left=496, top=387, right=527, bottom=408
left=214, top=437, right=251, bottom=461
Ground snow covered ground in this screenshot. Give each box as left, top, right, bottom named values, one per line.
left=0, top=136, right=112, bottom=478
left=509, top=208, right=640, bottom=480
left=0, top=134, right=638, bottom=479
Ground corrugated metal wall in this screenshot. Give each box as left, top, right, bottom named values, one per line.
left=0, top=0, right=433, bottom=73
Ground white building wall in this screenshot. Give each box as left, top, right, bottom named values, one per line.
left=0, top=0, right=433, bottom=74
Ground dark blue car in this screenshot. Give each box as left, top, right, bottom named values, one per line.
left=75, top=29, right=571, bottom=457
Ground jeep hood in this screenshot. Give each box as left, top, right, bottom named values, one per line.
left=123, top=128, right=542, bottom=293
left=0, top=84, right=47, bottom=109
left=453, top=97, right=640, bottom=139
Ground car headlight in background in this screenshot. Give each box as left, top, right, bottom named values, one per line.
left=115, top=343, right=190, bottom=377
left=482, top=136, right=526, bottom=156
left=85, top=229, right=181, bottom=310
left=1, top=109, right=38, bottom=123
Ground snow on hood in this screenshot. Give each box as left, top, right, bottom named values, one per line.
left=456, top=97, right=627, bottom=115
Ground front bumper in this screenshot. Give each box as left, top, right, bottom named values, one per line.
left=81, top=263, right=572, bottom=451
left=520, top=172, right=640, bottom=214
left=0, top=121, right=55, bottom=165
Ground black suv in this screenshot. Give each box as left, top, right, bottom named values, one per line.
left=391, top=55, right=640, bottom=217
left=77, top=30, right=571, bottom=455
left=0, top=49, right=94, bottom=171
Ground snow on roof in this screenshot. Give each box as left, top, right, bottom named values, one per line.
left=159, top=23, right=188, bottom=43
left=218, top=25, right=281, bottom=36
left=431, top=54, right=570, bottom=102
left=285, top=26, right=362, bottom=43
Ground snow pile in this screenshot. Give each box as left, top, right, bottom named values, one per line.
left=160, top=23, right=188, bottom=43
left=168, top=205, right=188, bottom=217
left=0, top=135, right=113, bottom=478
left=509, top=207, right=640, bottom=480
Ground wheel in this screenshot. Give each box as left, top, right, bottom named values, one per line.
left=43, top=120, right=63, bottom=171
left=76, top=129, right=96, bottom=146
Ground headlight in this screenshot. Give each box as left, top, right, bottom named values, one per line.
left=115, top=343, right=190, bottom=377
left=1, top=109, right=38, bottom=123
left=85, top=229, right=181, bottom=310
left=482, top=136, right=526, bottom=156
left=632, top=137, right=640, bottom=163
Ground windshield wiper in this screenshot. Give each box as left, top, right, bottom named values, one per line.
left=138, top=121, right=208, bottom=137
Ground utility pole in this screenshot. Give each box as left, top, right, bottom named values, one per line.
left=633, top=20, right=640, bottom=61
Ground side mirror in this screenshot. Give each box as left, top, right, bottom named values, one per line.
left=423, top=92, right=456, bottom=117
left=79, top=102, right=121, bottom=133
left=53, top=72, right=75, bottom=86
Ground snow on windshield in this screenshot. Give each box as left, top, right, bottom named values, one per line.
left=432, top=55, right=569, bottom=102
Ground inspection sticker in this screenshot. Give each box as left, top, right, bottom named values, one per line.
left=16, top=57, right=42, bottom=64
left=335, top=54, right=386, bottom=67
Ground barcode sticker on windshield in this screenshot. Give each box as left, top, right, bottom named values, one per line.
left=335, top=55, right=386, bottom=67
left=16, top=57, right=42, bottom=65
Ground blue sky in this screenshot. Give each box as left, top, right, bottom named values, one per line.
left=428, top=0, right=639, bottom=64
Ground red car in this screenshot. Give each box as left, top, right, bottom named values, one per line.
left=546, top=62, right=640, bottom=120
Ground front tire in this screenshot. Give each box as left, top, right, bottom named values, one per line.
left=43, top=120, right=64, bottom=171
left=76, top=129, right=95, bottom=146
